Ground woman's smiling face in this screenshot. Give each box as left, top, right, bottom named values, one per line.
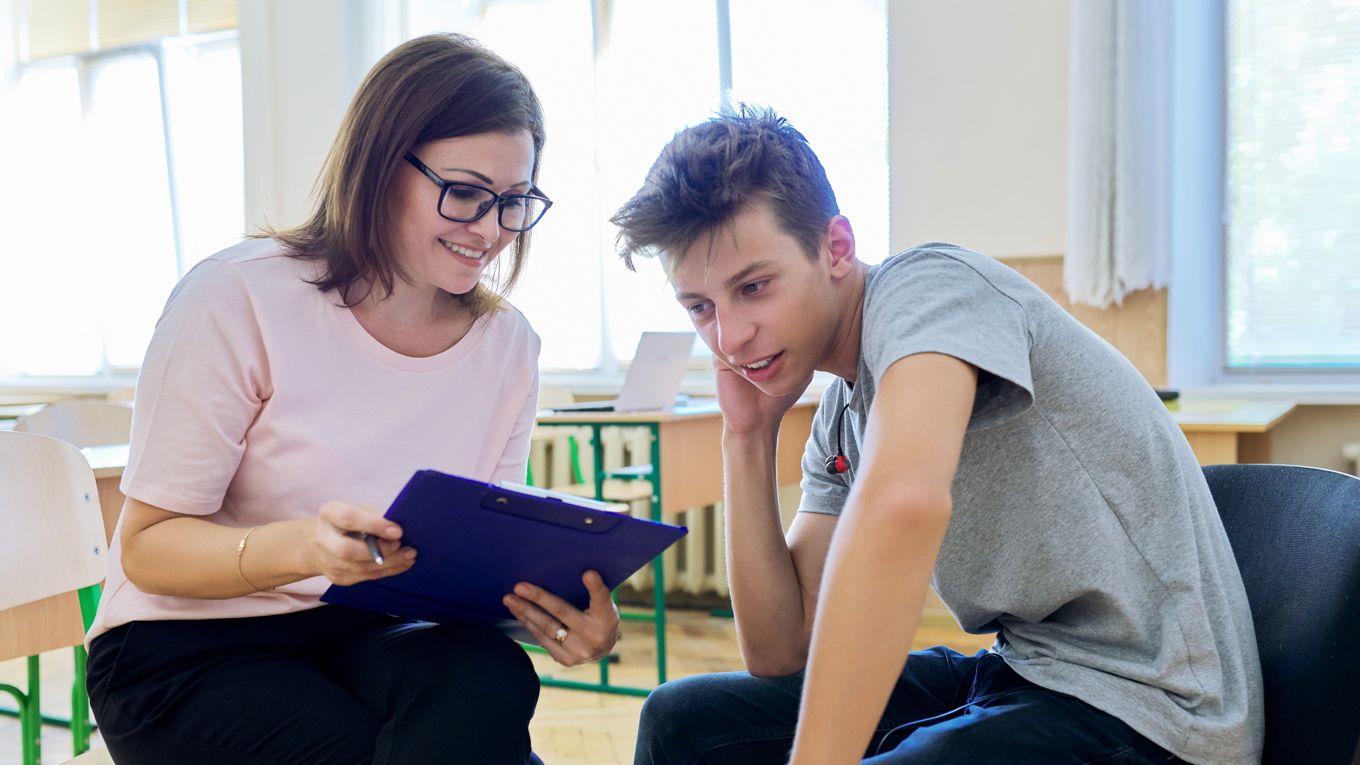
left=390, top=130, right=536, bottom=297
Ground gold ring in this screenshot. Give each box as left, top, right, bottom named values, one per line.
left=553, top=626, right=569, bottom=644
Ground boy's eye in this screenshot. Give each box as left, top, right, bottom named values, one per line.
left=687, top=302, right=710, bottom=317
left=741, top=279, right=768, bottom=296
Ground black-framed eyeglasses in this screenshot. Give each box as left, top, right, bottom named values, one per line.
left=404, top=153, right=552, bottom=232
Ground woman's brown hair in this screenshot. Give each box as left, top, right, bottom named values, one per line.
left=266, top=33, right=546, bottom=316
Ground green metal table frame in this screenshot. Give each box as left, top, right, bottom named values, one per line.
left=523, top=421, right=666, bottom=698
left=0, top=583, right=101, bottom=765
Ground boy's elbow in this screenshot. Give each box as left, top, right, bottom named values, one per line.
left=745, top=655, right=807, bottom=679
left=864, top=484, right=952, bottom=534
left=741, top=640, right=809, bottom=678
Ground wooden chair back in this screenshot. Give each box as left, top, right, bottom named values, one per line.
left=15, top=401, right=133, bottom=448
left=106, top=387, right=136, bottom=404
left=0, top=432, right=107, bottom=661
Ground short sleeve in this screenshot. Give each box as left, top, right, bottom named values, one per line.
left=863, top=251, right=1034, bottom=432
left=796, top=383, right=852, bottom=516
left=122, top=259, right=272, bottom=515
left=491, top=332, right=542, bottom=484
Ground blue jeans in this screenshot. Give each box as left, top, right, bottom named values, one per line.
left=635, top=646, right=1185, bottom=764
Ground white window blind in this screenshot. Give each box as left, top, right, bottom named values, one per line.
left=1225, top=0, right=1360, bottom=369
left=18, top=0, right=238, bottom=61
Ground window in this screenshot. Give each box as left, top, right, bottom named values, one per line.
left=0, top=0, right=243, bottom=379
left=1225, top=0, right=1360, bottom=370
left=407, top=0, right=888, bottom=370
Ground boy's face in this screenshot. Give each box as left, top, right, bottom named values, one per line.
left=669, top=200, right=842, bottom=397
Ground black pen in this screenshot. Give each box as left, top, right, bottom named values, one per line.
left=347, top=531, right=385, bottom=565
left=362, top=534, right=384, bottom=565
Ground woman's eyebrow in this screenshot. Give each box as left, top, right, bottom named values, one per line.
left=441, top=167, right=531, bottom=190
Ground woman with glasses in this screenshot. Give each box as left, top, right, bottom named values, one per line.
left=84, top=34, right=618, bottom=765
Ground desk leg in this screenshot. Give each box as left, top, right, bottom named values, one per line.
left=95, top=477, right=124, bottom=546
left=0, top=678, right=36, bottom=765
left=71, top=646, right=90, bottom=754
left=26, top=655, right=39, bottom=765
left=529, top=422, right=661, bottom=697
left=1184, top=432, right=1239, bottom=465
left=590, top=425, right=606, bottom=502
left=647, top=423, right=667, bottom=685
left=1237, top=433, right=1271, bottom=464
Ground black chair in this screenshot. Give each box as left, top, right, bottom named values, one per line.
left=1203, top=464, right=1360, bottom=765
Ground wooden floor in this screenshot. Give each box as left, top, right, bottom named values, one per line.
left=0, top=600, right=991, bottom=764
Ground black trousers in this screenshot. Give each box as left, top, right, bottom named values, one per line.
left=87, top=605, right=541, bottom=765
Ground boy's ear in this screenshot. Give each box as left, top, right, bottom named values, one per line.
left=823, top=215, right=856, bottom=277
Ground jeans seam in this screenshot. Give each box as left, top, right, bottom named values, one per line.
left=692, top=725, right=795, bottom=751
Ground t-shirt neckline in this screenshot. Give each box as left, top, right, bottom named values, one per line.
left=335, top=296, right=491, bottom=372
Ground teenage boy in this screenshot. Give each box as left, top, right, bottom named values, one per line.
left=611, top=108, right=1262, bottom=765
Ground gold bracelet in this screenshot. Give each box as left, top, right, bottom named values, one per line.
left=235, top=525, right=271, bottom=593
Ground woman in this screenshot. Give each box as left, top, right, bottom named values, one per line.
left=85, top=34, right=619, bottom=764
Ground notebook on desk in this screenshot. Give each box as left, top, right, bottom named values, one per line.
left=320, top=470, right=687, bottom=628
left=549, top=331, right=696, bottom=413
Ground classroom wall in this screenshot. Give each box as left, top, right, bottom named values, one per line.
left=238, top=0, right=400, bottom=232
left=887, top=0, right=1070, bottom=257
left=884, top=0, right=1169, bottom=386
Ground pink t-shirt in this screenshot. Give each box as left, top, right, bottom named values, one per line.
left=87, top=238, right=540, bottom=643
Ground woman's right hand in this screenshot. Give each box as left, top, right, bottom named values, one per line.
left=305, top=501, right=416, bottom=586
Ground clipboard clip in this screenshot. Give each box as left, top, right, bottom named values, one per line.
left=478, top=487, right=623, bottom=534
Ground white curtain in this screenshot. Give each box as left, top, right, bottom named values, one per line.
left=1064, top=0, right=1172, bottom=308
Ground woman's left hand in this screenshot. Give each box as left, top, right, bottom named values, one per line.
left=503, top=570, right=621, bottom=667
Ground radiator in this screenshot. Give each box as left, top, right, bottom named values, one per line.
left=528, top=425, right=728, bottom=598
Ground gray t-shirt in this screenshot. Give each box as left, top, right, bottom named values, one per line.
left=798, top=244, right=1263, bottom=764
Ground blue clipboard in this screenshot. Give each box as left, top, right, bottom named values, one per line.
left=320, top=470, right=687, bottom=627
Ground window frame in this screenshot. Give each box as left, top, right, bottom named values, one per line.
left=1219, top=0, right=1360, bottom=381
left=2, top=27, right=240, bottom=383
left=1169, top=0, right=1360, bottom=398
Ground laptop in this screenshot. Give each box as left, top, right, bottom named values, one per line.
left=549, top=331, right=697, bottom=413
